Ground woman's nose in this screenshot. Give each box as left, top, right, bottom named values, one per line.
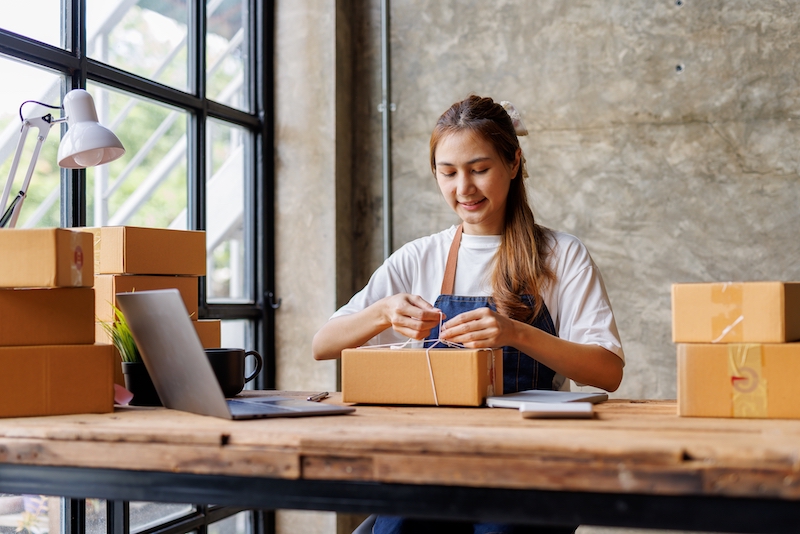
left=455, top=173, right=475, bottom=195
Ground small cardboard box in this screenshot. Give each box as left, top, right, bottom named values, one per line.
left=0, top=287, right=94, bottom=346
left=341, top=347, right=503, bottom=406
left=86, top=226, right=206, bottom=275
left=194, top=319, right=222, bottom=348
left=94, top=274, right=199, bottom=322
left=672, top=282, right=800, bottom=343
left=0, top=344, right=115, bottom=417
left=0, top=228, right=93, bottom=288
left=677, top=343, right=800, bottom=419
left=95, top=318, right=219, bottom=348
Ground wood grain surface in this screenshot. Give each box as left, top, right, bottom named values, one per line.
left=0, top=394, right=798, bottom=500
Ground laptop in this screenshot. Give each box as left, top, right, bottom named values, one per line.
left=115, top=289, right=355, bottom=420
left=486, top=389, right=608, bottom=409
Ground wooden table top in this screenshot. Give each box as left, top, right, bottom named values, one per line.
left=0, top=392, right=799, bottom=502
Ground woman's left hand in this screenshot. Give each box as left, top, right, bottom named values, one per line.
left=438, top=307, right=515, bottom=348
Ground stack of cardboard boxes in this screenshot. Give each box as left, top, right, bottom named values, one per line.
left=673, top=281, right=800, bottom=419
left=89, top=226, right=222, bottom=386
left=0, top=228, right=114, bottom=417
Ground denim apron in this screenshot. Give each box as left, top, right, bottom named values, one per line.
left=425, top=225, right=558, bottom=393
left=374, top=226, right=573, bottom=533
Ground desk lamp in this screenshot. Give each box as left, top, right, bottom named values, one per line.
left=0, top=89, right=125, bottom=228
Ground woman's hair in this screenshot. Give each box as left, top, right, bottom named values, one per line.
left=429, top=95, right=555, bottom=322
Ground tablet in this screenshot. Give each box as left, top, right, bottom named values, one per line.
left=486, top=389, right=608, bottom=409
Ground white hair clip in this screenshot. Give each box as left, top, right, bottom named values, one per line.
left=500, top=101, right=528, bottom=136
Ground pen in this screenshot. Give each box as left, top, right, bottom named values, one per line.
left=307, top=391, right=329, bottom=402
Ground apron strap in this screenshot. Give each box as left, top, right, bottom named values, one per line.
left=440, top=224, right=463, bottom=295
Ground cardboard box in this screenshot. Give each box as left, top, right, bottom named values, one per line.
left=0, top=344, right=115, bottom=417
left=0, top=288, right=94, bottom=346
left=95, top=318, right=219, bottom=348
left=672, top=282, right=800, bottom=343
left=86, top=226, right=206, bottom=275
left=341, top=347, right=503, bottom=406
left=94, top=274, right=199, bottom=322
left=0, top=228, right=93, bottom=288
left=677, top=343, right=800, bottom=419
left=194, top=319, right=222, bottom=348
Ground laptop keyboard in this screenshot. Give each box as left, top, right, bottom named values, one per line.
left=227, top=399, right=291, bottom=416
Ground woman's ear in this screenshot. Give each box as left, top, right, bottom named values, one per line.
left=511, top=148, right=522, bottom=179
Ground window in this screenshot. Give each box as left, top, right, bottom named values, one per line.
left=0, top=1, right=273, bottom=533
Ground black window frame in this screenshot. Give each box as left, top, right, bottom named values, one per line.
left=0, top=0, right=275, bottom=386
left=0, top=0, right=276, bottom=532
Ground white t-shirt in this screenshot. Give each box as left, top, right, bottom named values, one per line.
left=332, top=226, right=625, bottom=389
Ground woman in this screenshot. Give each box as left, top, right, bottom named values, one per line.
left=313, top=95, right=624, bottom=533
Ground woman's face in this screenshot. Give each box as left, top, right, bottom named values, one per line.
left=434, top=130, right=520, bottom=235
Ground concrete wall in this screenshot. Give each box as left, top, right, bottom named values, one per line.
left=274, top=1, right=800, bottom=532
left=353, top=0, right=800, bottom=400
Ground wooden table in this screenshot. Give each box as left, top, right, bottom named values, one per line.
left=0, top=392, right=799, bottom=532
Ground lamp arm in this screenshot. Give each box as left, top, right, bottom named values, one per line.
left=0, top=115, right=63, bottom=229
left=0, top=121, right=32, bottom=217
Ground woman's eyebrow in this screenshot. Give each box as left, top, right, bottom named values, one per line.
left=436, top=156, right=492, bottom=167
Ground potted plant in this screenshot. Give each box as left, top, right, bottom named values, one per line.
left=101, top=306, right=161, bottom=406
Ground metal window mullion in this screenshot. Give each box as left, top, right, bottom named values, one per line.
left=64, top=498, right=86, bottom=534
left=106, top=500, right=129, bottom=534
left=254, top=0, right=276, bottom=390
left=0, top=29, right=81, bottom=72
left=61, top=0, right=87, bottom=229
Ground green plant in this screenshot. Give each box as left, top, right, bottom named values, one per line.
left=100, top=305, right=141, bottom=363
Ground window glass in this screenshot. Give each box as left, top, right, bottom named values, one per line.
left=85, top=83, right=188, bottom=229
left=85, top=499, right=104, bottom=534
left=86, top=0, right=189, bottom=92
left=220, top=320, right=256, bottom=389
left=206, top=119, right=251, bottom=302
left=0, top=56, right=62, bottom=228
left=207, top=0, right=249, bottom=111
left=0, top=1, right=62, bottom=48
left=0, top=494, right=60, bottom=534
left=130, top=503, right=195, bottom=534
left=209, top=511, right=251, bottom=534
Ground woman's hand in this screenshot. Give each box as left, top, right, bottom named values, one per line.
left=438, top=307, right=513, bottom=348
left=380, top=293, right=443, bottom=340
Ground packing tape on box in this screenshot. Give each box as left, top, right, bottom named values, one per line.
left=71, top=231, right=84, bottom=286
left=728, top=344, right=767, bottom=418
left=711, top=283, right=744, bottom=343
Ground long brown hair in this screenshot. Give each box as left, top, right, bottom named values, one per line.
left=429, top=95, right=555, bottom=322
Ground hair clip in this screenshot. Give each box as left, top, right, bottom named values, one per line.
left=500, top=101, right=529, bottom=136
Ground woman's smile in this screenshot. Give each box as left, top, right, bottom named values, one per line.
left=458, top=198, right=487, bottom=210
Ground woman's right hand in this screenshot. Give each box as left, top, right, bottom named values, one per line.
left=379, top=293, right=443, bottom=340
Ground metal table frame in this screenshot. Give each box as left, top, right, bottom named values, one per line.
left=1, top=464, right=798, bottom=533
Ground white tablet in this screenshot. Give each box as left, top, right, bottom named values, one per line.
left=486, top=389, right=608, bottom=409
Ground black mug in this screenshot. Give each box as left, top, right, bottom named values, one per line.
left=205, top=348, right=263, bottom=398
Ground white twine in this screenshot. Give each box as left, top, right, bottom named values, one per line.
left=354, top=312, right=500, bottom=406
left=355, top=312, right=465, bottom=405
left=712, top=314, right=744, bottom=343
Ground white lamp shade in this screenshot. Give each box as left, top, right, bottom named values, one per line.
left=57, top=89, right=125, bottom=169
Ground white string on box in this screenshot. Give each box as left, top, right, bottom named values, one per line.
left=355, top=311, right=465, bottom=406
